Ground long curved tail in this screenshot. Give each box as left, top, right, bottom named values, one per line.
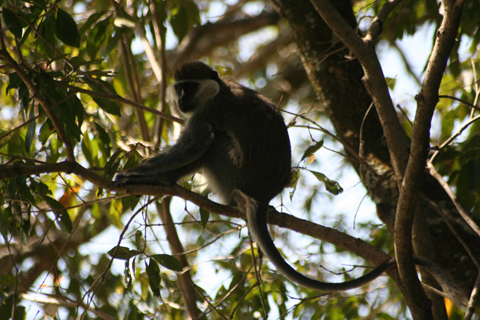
left=232, top=189, right=394, bottom=292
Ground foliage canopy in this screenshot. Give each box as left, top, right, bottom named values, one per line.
left=1, top=0, right=480, bottom=319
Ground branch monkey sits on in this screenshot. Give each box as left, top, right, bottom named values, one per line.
left=115, top=60, right=394, bottom=291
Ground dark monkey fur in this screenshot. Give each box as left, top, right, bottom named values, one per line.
left=115, top=61, right=397, bottom=291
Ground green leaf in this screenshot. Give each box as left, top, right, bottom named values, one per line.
left=107, top=246, right=139, bottom=260
left=84, top=78, right=120, bottom=115
left=41, top=83, right=82, bottom=143
left=199, top=207, right=209, bottom=228
left=92, top=122, right=112, bottom=165
left=6, top=72, right=23, bottom=93
left=301, top=140, right=324, bottom=161
left=385, top=77, right=397, bottom=90
left=152, top=254, right=183, bottom=272
left=289, top=169, right=300, bottom=201
left=102, top=29, right=123, bottom=56
left=21, top=216, right=31, bottom=245
left=2, top=8, right=23, bottom=38
left=67, top=95, right=85, bottom=128
left=41, top=195, right=73, bottom=232
left=121, top=195, right=140, bottom=212
left=25, top=102, right=36, bottom=154
left=31, top=181, right=52, bottom=196
left=309, top=170, right=344, bottom=195
left=135, top=230, right=146, bottom=252
left=81, top=132, right=95, bottom=166
left=170, top=2, right=200, bottom=43
left=55, top=8, right=80, bottom=47
left=86, top=17, right=111, bottom=58
left=124, top=260, right=132, bottom=290
left=79, top=11, right=107, bottom=35
left=104, top=150, right=122, bottom=179
left=38, top=11, right=56, bottom=58
left=38, top=119, right=54, bottom=143
left=146, top=258, right=162, bottom=297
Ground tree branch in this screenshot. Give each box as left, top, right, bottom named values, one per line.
left=309, top=0, right=409, bottom=185
left=233, top=32, right=294, bottom=78
left=0, top=162, right=393, bottom=272
left=427, top=165, right=480, bottom=237
left=364, top=0, right=404, bottom=43
left=172, top=11, right=280, bottom=68
left=157, top=198, right=200, bottom=319
left=120, top=37, right=151, bottom=142
left=147, top=0, right=169, bottom=149
left=394, top=0, right=465, bottom=317
left=374, top=0, right=467, bottom=315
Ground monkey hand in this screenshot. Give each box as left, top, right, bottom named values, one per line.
left=114, top=167, right=175, bottom=187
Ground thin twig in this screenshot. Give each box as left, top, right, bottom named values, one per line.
left=20, top=293, right=117, bottom=320
left=465, top=274, right=480, bottom=320
left=427, top=164, right=480, bottom=237
left=56, top=81, right=184, bottom=124
left=429, top=114, right=480, bottom=163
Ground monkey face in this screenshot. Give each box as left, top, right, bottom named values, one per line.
left=174, top=81, right=200, bottom=113
left=167, top=79, right=220, bottom=114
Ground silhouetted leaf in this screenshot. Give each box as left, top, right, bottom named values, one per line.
left=152, top=254, right=183, bottom=272
left=2, top=8, right=23, bottom=38
left=146, top=258, right=162, bottom=297
left=41, top=195, right=73, bottom=232
left=25, top=103, right=36, bottom=154
left=301, top=140, right=324, bottom=161
left=84, top=78, right=120, bottom=116
left=108, top=246, right=139, bottom=260
left=38, top=11, right=56, bottom=58
left=309, top=170, right=344, bottom=195
left=199, top=207, right=209, bottom=228
left=55, top=8, right=80, bottom=47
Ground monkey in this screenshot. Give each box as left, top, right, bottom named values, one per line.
left=115, top=60, right=396, bottom=292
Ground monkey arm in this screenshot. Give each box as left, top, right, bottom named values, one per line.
left=115, top=121, right=215, bottom=186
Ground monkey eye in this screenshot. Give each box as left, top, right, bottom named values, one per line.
left=174, top=81, right=200, bottom=98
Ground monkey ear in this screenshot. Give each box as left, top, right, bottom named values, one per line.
left=197, top=79, right=220, bottom=102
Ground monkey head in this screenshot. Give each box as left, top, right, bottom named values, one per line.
left=167, top=61, right=221, bottom=114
